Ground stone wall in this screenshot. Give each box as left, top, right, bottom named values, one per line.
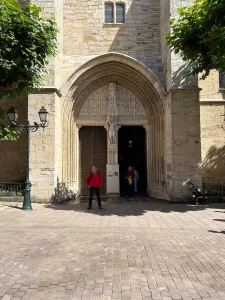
left=163, top=0, right=202, bottom=201
left=61, top=0, right=164, bottom=85
left=27, top=92, right=62, bottom=202
left=160, top=0, right=170, bottom=90
left=169, top=89, right=202, bottom=201
left=199, top=70, right=225, bottom=100
left=0, top=98, right=28, bottom=182
left=21, top=0, right=64, bottom=201
left=199, top=70, right=225, bottom=184
left=31, top=0, right=64, bottom=89
left=200, top=103, right=225, bottom=183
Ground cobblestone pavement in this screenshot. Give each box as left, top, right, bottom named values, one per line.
left=1, top=199, right=225, bottom=300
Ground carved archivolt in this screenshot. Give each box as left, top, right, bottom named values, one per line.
left=79, top=83, right=146, bottom=118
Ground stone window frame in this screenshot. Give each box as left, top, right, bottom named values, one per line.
left=104, top=1, right=126, bottom=24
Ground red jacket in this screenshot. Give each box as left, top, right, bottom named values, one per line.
left=85, top=172, right=102, bottom=188
left=127, top=170, right=135, bottom=179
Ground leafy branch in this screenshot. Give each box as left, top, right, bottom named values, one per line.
left=0, top=0, right=58, bottom=140
left=166, top=0, right=225, bottom=78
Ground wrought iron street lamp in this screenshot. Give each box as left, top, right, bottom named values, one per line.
left=7, top=106, right=49, bottom=210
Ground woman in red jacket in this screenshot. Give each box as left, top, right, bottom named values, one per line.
left=85, top=166, right=102, bottom=209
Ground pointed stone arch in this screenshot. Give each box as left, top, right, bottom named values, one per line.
left=60, top=53, right=167, bottom=198
left=61, top=52, right=166, bottom=118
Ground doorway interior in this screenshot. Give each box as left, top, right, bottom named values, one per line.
left=118, top=126, right=147, bottom=196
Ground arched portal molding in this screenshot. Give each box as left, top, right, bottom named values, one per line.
left=61, top=53, right=166, bottom=197
left=61, top=53, right=166, bottom=121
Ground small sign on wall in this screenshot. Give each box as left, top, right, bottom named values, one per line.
left=106, top=164, right=120, bottom=195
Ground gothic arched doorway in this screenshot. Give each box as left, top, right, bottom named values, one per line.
left=61, top=53, right=166, bottom=199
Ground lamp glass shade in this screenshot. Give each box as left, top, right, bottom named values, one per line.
left=38, top=106, right=49, bottom=123
left=7, top=107, right=18, bottom=123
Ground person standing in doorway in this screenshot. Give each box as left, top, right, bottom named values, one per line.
left=126, top=166, right=135, bottom=197
left=85, top=166, right=102, bottom=209
left=133, top=167, right=139, bottom=196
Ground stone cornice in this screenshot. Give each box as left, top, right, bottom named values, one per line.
left=200, top=99, right=225, bottom=104
left=41, top=86, right=62, bottom=97
left=171, top=86, right=202, bottom=91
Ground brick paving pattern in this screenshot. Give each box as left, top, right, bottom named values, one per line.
left=0, top=199, right=225, bottom=300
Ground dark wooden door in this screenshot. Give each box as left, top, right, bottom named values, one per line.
left=79, top=126, right=107, bottom=195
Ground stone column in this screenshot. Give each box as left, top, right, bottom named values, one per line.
left=106, top=124, right=120, bottom=198
left=143, top=125, right=150, bottom=193
left=27, top=0, right=63, bottom=202
left=76, top=125, right=82, bottom=193
left=161, top=0, right=202, bottom=202
left=170, top=88, right=202, bottom=201
left=106, top=83, right=120, bottom=197
left=106, top=125, right=121, bottom=165
left=28, top=91, right=61, bottom=202
left=106, top=82, right=118, bottom=165
left=107, top=144, right=118, bottom=165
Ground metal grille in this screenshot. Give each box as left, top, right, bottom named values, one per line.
left=105, top=3, right=114, bottom=23
left=116, top=3, right=125, bottom=23
left=79, top=127, right=107, bottom=195
left=203, top=183, right=225, bottom=201
left=0, top=182, right=24, bottom=196
left=219, top=72, right=225, bottom=89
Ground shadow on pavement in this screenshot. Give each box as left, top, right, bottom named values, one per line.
left=44, top=197, right=225, bottom=216
left=2, top=204, right=23, bottom=210
left=208, top=230, right=225, bottom=235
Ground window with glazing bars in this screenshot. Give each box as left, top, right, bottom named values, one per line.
left=105, top=3, right=114, bottom=23
left=116, top=3, right=125, bottom=23
left=219, top=72, right=225, bottom=89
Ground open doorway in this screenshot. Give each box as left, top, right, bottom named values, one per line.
left=118, top=126, right=147, bottom=196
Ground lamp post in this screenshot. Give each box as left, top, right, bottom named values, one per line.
left=7, top=106, right=49, bottom=211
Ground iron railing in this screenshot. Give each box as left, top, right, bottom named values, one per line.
left=202, top=183, right=225, bottom=202
left=0, top=182, right=24, bottom=196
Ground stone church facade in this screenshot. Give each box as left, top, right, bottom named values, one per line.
left=0, top=0, right=225, bottom=202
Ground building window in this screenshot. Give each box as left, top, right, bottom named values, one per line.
left=116, top=3, right=125, bottom=23
left=219, top=72, right=225, bottom=89
left=105, top=3, right=114, bottom=23
left=104, top=2, right=125, bottom=24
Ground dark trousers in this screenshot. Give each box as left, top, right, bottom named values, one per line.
left=89, top=187, right=101, bottom=207
left=127, top=182, right=133, bottom=197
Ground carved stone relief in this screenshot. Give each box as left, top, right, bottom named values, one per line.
left=117, top=85, right=146, bottom=117
left=79, top=83, right=146, bottom=118
left=80, top=85, right=109, bottom=117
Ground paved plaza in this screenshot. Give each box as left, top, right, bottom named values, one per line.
left=1, top=199, right=225, bottom=300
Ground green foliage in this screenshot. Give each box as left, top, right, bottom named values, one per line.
left=0, top=125, right=19, bottom=141
left=166, top=0, right=225, bottom=78
left=0, top=0, right=57, bottom=140
left=0, top=106, right=19, bottom=140
left=0, top=0, right=58, bottom=99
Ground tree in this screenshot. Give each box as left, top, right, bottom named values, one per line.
left=166, top=0, right=225, bottom=79
left=0, top=0, right=57, bottom=140
left=0, top=106, right=19, bottom=140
